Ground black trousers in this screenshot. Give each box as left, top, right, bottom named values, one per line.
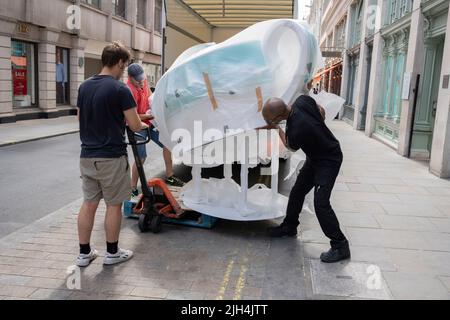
left=284, top=159, right=347, bottom=249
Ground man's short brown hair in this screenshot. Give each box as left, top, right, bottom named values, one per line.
left=101, top=41, right=131, bottom=68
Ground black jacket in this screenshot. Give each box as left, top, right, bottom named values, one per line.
left=286, top=95, right=343, bottom=166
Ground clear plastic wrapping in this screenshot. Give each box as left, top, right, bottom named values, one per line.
left=153, top=19, right=324, bottom=155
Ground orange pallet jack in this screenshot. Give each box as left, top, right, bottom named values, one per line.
left=126, top=128, right=185, bottom=233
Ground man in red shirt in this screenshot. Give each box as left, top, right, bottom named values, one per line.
left=127, top=64, right=185, bottom=196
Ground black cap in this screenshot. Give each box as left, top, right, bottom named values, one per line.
left=128, top=63, right=145, bottom=81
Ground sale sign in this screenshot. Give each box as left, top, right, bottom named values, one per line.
left=12, top=69, right=27, bottom=96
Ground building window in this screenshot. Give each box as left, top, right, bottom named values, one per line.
left=346, top=56, right=359, bottom=106
left=113, top=0, right=126, bottom=19
left=327, top=33, right=333, bottom=47
left=377, top=38, right=407, bottom=122
left=390, top=0, right=398, bottom=23
left=137, top=0, right=147, bottom=26
left=387, top=0, right=412, bottom=25
left=56, top=47, right=70, bottom=105
left=156, top=65, right=162, bottom=81
left=154, top=0, right=162, bottom=33
left=11, top=40, right=37, bottom=108
left=354, top=0, right=363, bottom=46
left=399, top=0, right=412, bottom=17
left=335, top=20, right=346, bottom=49
left=82, top=0, right=101, bottom=9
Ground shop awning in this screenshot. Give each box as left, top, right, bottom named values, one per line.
left=11, top=56, right=27, bottom=67
left=181, top=0, right=295, bottom=27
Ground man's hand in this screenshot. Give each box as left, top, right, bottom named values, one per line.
left=140, top=122, right=149, bottom=130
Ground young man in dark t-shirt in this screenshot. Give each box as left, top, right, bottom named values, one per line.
left=261, top=92, right=350, bottom=264
left=76, top=42, right=148, bottom=267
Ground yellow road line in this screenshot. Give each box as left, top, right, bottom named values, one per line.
left=233, top=262, right=248, bottom=300
left=216, top=259, right=235, bottom=300
left=234, top=242, right=252, bottom=300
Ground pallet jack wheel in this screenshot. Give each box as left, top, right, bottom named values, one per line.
left=138, top=214, right=150, bottom=233
left=150, top=215, right=162, bottom=234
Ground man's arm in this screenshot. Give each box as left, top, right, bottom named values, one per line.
left=76, top=107, right=80, bottom=121
left=139, top=114, right=154, bottom=121
left=257, top=125, right=288, bottom=148
left=317, top=104, right=326, bottom=121
left=124, top=108, right=149, bottom=132
left=277, top=126, right=287, bottom=148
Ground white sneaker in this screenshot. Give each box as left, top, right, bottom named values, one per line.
left=103, top=248, right=134, bottom=266
left=76, top=249, right=98, bottom=267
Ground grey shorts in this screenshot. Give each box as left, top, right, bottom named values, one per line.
left=80, top=156, right=131, bottom=205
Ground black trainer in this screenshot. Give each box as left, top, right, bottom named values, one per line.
left=165, top=175, right=186, bottom=187
left=131, top=188, right=139, bottom=198
left=268, top=224, right=298, bottom=238
left=320, top=241, right=351, bottom=263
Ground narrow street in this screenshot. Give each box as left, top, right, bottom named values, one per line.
left=1, top=120, right=449, bottom=300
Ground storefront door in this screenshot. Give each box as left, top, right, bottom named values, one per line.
left=410, top=36, right=444, bottom=159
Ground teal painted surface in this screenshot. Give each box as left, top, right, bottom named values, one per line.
left=391, top=52, right=405, bottom=119
left=411, top=37, right=445, bottom=158
left=375, top=18, right=409, bottom=144
left=382, top=55, right=394, bottom=116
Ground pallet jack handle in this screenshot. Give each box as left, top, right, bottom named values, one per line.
left=126, top=126, right=155, bottom=203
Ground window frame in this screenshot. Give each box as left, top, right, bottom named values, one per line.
left=137, top=0, right=147, bottom=27
left=82, top=0, right=101, bottom=10
left=113, top=0, right=127, bottom=20
left=154, top=0, right=163, bottom=33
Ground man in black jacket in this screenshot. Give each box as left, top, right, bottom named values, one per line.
left=261, top=95, right=350, bottom=263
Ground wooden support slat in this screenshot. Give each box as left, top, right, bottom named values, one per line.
left=256, top=87, right=263, bottom=112
left=203, top=72, right=219, bottom=111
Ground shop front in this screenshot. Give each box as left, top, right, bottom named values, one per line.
left=11, top=40, right=37, bottom=109
left=409, top=3, right=448, bottom=160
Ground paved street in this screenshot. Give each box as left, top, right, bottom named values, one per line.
left=0, top=120, right=450, bottom=300
left=0, top=133, right=82, bottom=238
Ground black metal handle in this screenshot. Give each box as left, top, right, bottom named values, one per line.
left=126, top=126, right=151, bottom=146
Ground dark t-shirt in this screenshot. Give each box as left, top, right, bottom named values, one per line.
left=286, top=95, right=343, bottom=166
left=77, top=75, right=136, bottom=158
